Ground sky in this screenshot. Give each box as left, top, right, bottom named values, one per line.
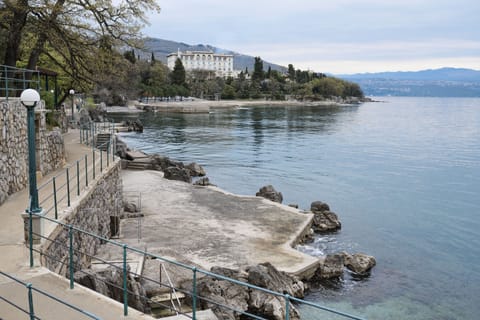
left=143, top=0, right=480, bottom=74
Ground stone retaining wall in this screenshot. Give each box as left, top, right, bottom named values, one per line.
left=0, top=100, right=65, bottom=205
left=41, top=160, right=123, bottom=275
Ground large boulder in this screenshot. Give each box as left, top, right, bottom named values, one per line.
left=343, top=253, right=376, bottom=275
left=195, top=267, right=250, bottom=320
left=312, top=211, right=341, bottom=232
left=191, top=263, right=303, bottom=320
left=256, top=185, right=283, bottom=203
left=310, top=201, right=341, bottom=232
left=314, top=253, right=345, bottom=280
left=247, top=262, right=305, bottom=298
left=163, top=166, right=192, bottom=183
left=310, top=201, right=330, bottom=212
left=150, top=155, right=184, bottom=172
left=185, top=162, right=206, bottom=177
left=74, top=266, right=149, bottom=313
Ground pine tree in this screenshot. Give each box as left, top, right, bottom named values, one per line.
left=171, top=58, right=186, bottom=85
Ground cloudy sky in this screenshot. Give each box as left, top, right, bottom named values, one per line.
left=143, top=0, right=480, bottom=74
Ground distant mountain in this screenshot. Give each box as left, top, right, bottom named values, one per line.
left=340, top=68, right=480, bottom=82
left=338, top=68, right=480, bottom=97
left=142, top=37, right=287, bottom=73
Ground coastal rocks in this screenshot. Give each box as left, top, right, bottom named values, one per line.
left=185, top=162, right=206, bottom=177
left=310, top=201, right=341, bottom=232
left=191, top=263, right=303, bottom=320
left=343, top=252, right=376, bottom=275
left=256, top=185, right=283, bottom=203
left=74, top=266, right=149, bottom=313
left=314, top=253, right=345, bottom=280
left=163, top=166, right=192, bottom=183
left=121, top=119, right=144, bottom=132
left=247, top=262, right=305, bottom=299
left=194, top=177, right=215, bottom=186
left=311, top=252, right=376, bottom=281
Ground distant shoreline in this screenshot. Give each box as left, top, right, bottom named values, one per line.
left=107, top=97, right=367, bottom=114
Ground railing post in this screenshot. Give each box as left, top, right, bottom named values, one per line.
left=100, top=148, right=103, bottom=172
left=27, top=283, right=35, bottom=320
left=123, top=244, right=128, bottom=316
left=85, top=155, right=88, bottom=187
left=53, top=177, right=58, bottom=219
left=69, top=225, right=74, bottom=289
left=284, top=294, right=290, bottom=320
left=66, top=168, right=71, bottom=207
left=192, top=267, right=197, bottom=320
left=93, top=149, right=96, bottom=180
left=29, top=208, right=33, bottom=268
left=107, top=141, right=110, bottom=167
left=76, top=160, right=80, bottom=196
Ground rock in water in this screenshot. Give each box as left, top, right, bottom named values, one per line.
left=312, top=210, right=341, bottom=232
left=344, top=253, right=376, bottom=274
left=310, top=201, right=330, bottom=212
left=256, top=185, right=283, bottom=203
left=314, top=253, right=345, bottom=279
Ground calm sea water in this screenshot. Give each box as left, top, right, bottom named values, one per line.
left=113, top=97, right=480, bottom=320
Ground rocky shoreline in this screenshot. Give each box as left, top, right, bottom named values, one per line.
left=108, top=137, right=377, bottom=318
left=106, top=97, right=371, bottom=114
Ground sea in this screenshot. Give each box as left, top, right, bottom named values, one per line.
left=111, top=97, right=480, bottom=320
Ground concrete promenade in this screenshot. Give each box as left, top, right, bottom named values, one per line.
left=0, top=129, right=154, bottom=320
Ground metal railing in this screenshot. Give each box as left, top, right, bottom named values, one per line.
left=79, top=120, right=116, bottom=145
left=0, top=271, right=102, bottom=320
left=26, top=212, right=366, bottom=320
left=0, top=64, right=41, bottom=100
left=36, top=131, right=116, bottom=220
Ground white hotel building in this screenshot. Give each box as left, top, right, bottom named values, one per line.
left=167, top=50, right=235, bottom=78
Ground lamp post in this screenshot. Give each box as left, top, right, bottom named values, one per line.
left=20, top=89, right=42, bottom=213
left=69, top=89, right=75, bottom=119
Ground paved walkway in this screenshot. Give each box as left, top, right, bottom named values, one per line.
left=0, top=129, right=154, bottom=320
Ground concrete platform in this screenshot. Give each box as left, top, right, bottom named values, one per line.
left=121, top=170, right=319, bottom=278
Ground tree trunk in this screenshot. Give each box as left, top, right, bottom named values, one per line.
left=3, top=0, right=29, bottom=67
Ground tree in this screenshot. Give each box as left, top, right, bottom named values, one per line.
left=0, top=0, right=161, bottom=95
left=288, top=64, right=295, bottom=81
left=170, top=58, right=186, bottom=86
left=252, top=56, right=264, bottom=81
left=124, top=50, right=136, bottom=64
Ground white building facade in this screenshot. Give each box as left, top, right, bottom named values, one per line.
left=167, top=50, right=234, bottom=78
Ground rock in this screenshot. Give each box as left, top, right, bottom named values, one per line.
left=124, top=201, right=138, bottom=213
left=247, top=262, right=305, bottom=298
left=115, top=137, right=128, bottom=159
left=193, top=177, right=215, bottom=186
left=185, top=162, right=206, bottom=177
left=344, top=253, right=376, bottom=275
left=191, top=263, right=303, bottom=320
left=311, top=211, right=341, bottom=233
left=74, top=266, right=149, bottom=313
left=310, top=201, right=330, bottom=212
left=150, top=155, right=184, bottom=172
left=314, top=253, right=345, bottom=279
left=195, top=267, right=249, bottom=320
left=163, top=166, right=192, bottom=183
left=256, top=185, right=283, bottom=203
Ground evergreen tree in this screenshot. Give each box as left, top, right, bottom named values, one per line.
left=288, top=64, right=295, bottom=81
left=170, top=58, right=186, bottom=85
left=252, top=56, right=264, bottom=81
left=266, top=66, right=272, bottom=79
